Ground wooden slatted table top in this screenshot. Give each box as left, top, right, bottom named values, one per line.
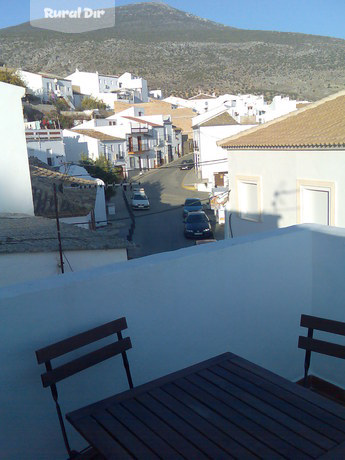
left=66, top=352, right=345, bottom=459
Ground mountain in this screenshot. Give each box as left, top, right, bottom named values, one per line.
left=1, top=2, right=345, bottom=100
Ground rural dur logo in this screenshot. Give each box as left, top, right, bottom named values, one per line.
left=30, top=0, right=115, bottom=33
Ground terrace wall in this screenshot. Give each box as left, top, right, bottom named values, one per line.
left=0, top=225, right=344, bottom=458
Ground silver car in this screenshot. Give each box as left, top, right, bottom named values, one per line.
left=131, top=193, right=150, bottom=210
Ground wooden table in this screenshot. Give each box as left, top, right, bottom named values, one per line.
left=66, top=352, right=345, bottom=459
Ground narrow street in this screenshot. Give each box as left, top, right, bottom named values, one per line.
left=125, top=159, right=219, bottom=259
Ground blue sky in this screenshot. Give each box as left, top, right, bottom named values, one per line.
left=2, top=0, right=345, bottom=40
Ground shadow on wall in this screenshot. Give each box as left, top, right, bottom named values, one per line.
left=63, top=136, right=90, bottom=163
left=228, top=212, right=281, bottom=238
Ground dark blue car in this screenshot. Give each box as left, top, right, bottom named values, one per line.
left=183, top=198, right=203, bottom=218
left=184, top=211, right=213, bottom=239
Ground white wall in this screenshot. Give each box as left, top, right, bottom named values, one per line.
left=0, top=249, right=127, bottom=287
left=63, top=130, right=99, bottom=162
left=226, top=149, right=345, bottom=237
left=66, top=70, right=100, bottom=96
left=2, top=225, right=345, bottom=459
left=0, top=82, right=34, bottom=215
left=27, top=139, right=66, bottom=166
left=18, top=70, right=43, bottom=96
left=196, top=124, right=253, bottom=191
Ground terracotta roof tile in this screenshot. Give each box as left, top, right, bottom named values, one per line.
left=122, top=116, right=163, bottom=127
left=218, top=91, right=345, bottom=149
left=73, top=129, right=124, bottom=141
left=114, top=101, right=195, bottom=134
left=199, top=112, right=239, bottom=127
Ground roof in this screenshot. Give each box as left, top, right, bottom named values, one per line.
left=122, top=116, right=163, bottom=127
left=189, top=93, right=217, bottom=100
left=218, top=90, right=345, bottom=150
left=73, top=129, right=124, bottom=141
left=114, top=101, right=195, bottom=135
left=29, top=158, right=97, bottom=218
left=0, top=214, right=128, bottom=254
left=38, top=72, right=71, bottom=82
left=199, top=112, right=239, bottom=128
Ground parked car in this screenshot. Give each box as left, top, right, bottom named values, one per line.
left=180, top=159, right=194, bottom=170
left=131, top=193, right=150, bottom=210
left=183, top=198, right=203, bottom=218
left=184, top=211, right=213, bottom=239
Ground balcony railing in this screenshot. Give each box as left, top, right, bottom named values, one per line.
left=128, top=141, right=150, bottom=154
left=25, top=129, right=63, bottom=141
left=131, top=127, right=149, bottom=134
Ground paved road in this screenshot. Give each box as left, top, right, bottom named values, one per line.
left=127, top=160, right=211, bottom=258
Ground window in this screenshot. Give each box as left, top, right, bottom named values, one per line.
left=236, top=176, right=261, bottom=221
left=297, top=180, right=335, bottom=226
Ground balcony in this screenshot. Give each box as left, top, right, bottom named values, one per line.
left=2, top=225, right=345, bottom=457
left=131, top=127, right=149, bottom=134
left=128, top=141, right=150, bottom=154
left=25, top=129, right=63, bottom=141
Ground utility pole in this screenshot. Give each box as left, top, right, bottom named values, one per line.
left=53, top=183, right=64, bottom=274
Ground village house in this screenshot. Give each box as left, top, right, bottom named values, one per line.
left=165, top=93, right=303, bottom=124
left=113, top=99, right=195, bottom=154
left=73, top=106, right=182, bottom=174
left=18, top=69, right=74, bottom=107
left=217, top=90, right=345, bottom=238
left=63, top=127, right=126, bottom=164
left=26, top=128, right=66, bottom=167
left=0, top=81, right=34, bottom=215
left=66, top=69, right=149, bottom=108
left=192, top=107, right=256, bottom=193
left=108, top=110, right=179, bottom=170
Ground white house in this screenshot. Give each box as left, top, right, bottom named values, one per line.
left=254, top=95, right=305, bottom=124
left=66, top=69, right=149, bottom=107
left=63, top=128, right=126, bottom=164
left=18, top=70, right=74, bottom=107
left=217, top=90, right=345, bottom=238
left=0, top=81, right=34, bottom=215
left=26, top=129, right=66, bottom=167
left=192, top=108, right=255, bottom=192
left=106, top=109, right=179, bottom=172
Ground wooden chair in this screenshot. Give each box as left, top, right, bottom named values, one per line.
left=35, top=317, right=133, bottom=459
left=298, top=314, right=345, bottom=387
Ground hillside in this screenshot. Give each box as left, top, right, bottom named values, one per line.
left=1, top=2, right=345, bottom=100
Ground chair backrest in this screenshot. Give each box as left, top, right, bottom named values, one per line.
left=298, top=314, right=345, bottom=387
left=35, top=317, right=133, bottom=457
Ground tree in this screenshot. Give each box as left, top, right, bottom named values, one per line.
left=81, top=96, right=106, bottom=110
left=80, top=155, right=123, bottom=199
left=0, top=68, right=26, bottom=88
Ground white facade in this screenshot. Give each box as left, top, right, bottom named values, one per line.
left=26, top=129, right=66, bottom=167
left=193, top=123, right=254, bottom=192
left=149, top=89, right=163, bottom=99
left=18, top=70, right=74, bottom=105
left=0, top=82, right=34, bottom=215
left=1, top=225, right=345, bottom=458
left=66, top=70, right=149, bottom=106
left=63, top=128, right=126, bottom=165
left=192, top=108, right=255, bottom=193
left=255, top=95, right=301, bottom=124
left=164, top=94, right=302, bottom=122
left=118, top=72, right=149, bottom=102
left=1, top=248, right=127, bottom=287
left=224, top=149, right=345, bottom=238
